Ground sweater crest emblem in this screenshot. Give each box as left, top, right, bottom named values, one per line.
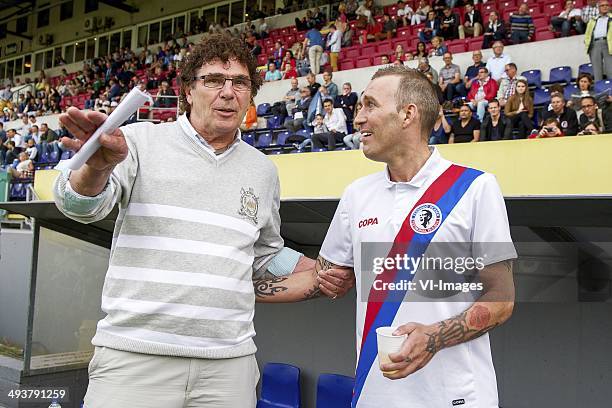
left=238, top=187, right=259, bottom=225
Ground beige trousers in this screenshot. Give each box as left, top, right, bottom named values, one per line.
left=84, top=347, right=259, bottom=408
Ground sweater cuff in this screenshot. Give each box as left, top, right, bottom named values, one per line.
left=57, top=167, right=112, bottom=214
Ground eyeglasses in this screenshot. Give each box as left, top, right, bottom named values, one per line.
left=581, top=104, right=595, bottom=108
left=192, top=74, right=252, bottom=91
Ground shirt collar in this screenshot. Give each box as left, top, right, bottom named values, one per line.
left=178, top=113, right=241, bottom=158
left=384, top=147, right=441, bottom=189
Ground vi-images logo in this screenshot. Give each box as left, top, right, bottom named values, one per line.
left=452, top=399, right=465, bottom=406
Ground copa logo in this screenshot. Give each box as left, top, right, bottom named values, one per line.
left=358, top=217, right=379, bottom=228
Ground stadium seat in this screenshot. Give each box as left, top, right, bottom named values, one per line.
left=257, top=103, right=271, bottom=116
left=534, top=87, right=552, bottom=106
left=257, top=363, right=300, bottom=408
left=295, top=129, right=313, bottom=141
left=256, top=132, right=273, bottom=148
left=563, top=84, right=579, bottom=100
left=49, top=151, right=60, bottom=163
left=258, top=54, right=268, bottom=66
left=578, top=63, right=594, bottom=77
left=543, top=1, right=562, bottom=15
left=533, top=16, right=549, bottom=30
left=60, top=150, right=72, bottom=160
left=340, top=60, right=356, bottom=70
left=316, top=374, right=354, bottom=408
left=481, top=2, right=497, bottom=14
left=242, top=132, right=255, bottom=146
left=312, top=147, right=328, bottom=152
left=276, top=131, right=293, bottom=146
left=594, top=79, right=612, bottom=95
left=356, top=57, right=372, bottom=68
left=535, top=30, right=555, bottom=41
left=266, top=115, right=284, bottom=130
left=447, top=40, right=467, bottom=54
left=373, top=56, right=385, bottom=65
left=467, top=37, right=484, bottom=51
left=544, top=66, right=572, bottom=86
left=377, top=41, right=394, bottom=54
left=362, top=45, right=377, bottom=57
left=345, top=47, right=361, bottom=59
left=397, top=26, right=412, bottom=40
left=522, top=69, right=542, bottom=88
left=498, top=0, right=517, bottom=8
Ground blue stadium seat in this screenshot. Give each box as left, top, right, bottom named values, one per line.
left=266, top=115, right=284, bottom=130
left=256, top=132, right=273, bottom=148
left=60, top=150, right=72, bottom=160
left=294, top=129, right=313, bottom=140
left=533, top=88, right=551, bottom=106
left=49, top=150, right=60, bottom=162
left=563, top=84, right=578, bottom=101
left=9, top=183, right=27, bottom=201
left=289, top=149, right=304, bottom=153
left=242, top=132, right=255, bottom=146
left=316, top=374, right=354, bottom=408
left=544, top=66, right=571, bottom=86
left=594, top=79, right=612, bottom=95
left=276, top=131, right=293, bottom=146
left=521, top=70, right=542, bottom=88
left=312, top=148, right=327, bottom=152
left=257, top=363, right=301, bottom=408
left=578, top=63, right=594, bottom=77
left=39, top=151, right=50, bottom=163
left=257, top=103, right=271, bottom=116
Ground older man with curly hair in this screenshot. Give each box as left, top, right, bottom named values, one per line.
left=53, top=33, right=353, bottom=408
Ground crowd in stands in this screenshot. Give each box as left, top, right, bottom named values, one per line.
left=1, top=0, right=611, bottom=177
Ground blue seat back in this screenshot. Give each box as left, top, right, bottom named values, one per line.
left=60, top=150, right=72, bottom=160
left=242, top=132, right=255, bottom=146
left=578, top=63, right=594, bottom=77
left=256, top=132, right=273, bottom=148
left=49, top=150, right=60, bottom=162
left=266, top=115, right=283, bottom=129
left=594, top=79, right=612, bottom=95
left=563, top=84, right=578, bottom=101
left=316, top=374, right=354, bottom=408
left=521, top=69, right=542, bottom=88
left=294, top=129, right=312, bottom=140
left=276, top=131, right=293, bottom=145
left=257, top=103, right=271, bottom=116
left=258, top=363, right=301, bottom=408
left=548, top=66, right=571, bottom=84
left=533, top=87, right=551, bottom=106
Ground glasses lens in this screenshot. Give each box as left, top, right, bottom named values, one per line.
left=232, top=77, right=252, bottom=91
left=203, top=75, right=226, bottom=88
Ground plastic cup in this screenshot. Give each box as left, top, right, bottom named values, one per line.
left=375, top=326, right=407, bottom=374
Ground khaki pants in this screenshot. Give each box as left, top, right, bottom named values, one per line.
left=85, top=347, right=259, bottom=408
left=330, top=52, right=339, bottom=71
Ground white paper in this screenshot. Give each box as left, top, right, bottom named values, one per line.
left=55, top=87, right=154, bottom=171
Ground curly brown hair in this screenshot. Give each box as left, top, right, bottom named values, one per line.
left=178, top=32, right=263, bottom=114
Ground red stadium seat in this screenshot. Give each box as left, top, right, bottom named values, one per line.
left=448, top=40, right=467, bottom=54
left=340, top=59, right=356, bottom=70
left=536, top=29, right=555, bottom=41
left=284, top=34, right=296, bottom=46
left=362, top=45, right=377, bottom=57
left=533, top=16, right=550, bottom=29
left=497, top=0, right=516, bottom=8
left=397, top=26, right=412, bottom=40
left=373, top=56, right=386, bottom=65
left=503, top=7, right=519, bottom=21
left=257, top=54, right=268, bottom=66
left=345, top=47, right=361, bottom=59
left=482, top=3, right=497, bottom=15
left=289, top=25, right=298, bottom=33
left=377, top=41, right=394, bottom=54
left=297, top=31, right=305, bottom=42
left=543, top=2, right=562, bottom=15
left=355, top=57, right=372, bottom=68
left=467, top=36, right=484, bottom=51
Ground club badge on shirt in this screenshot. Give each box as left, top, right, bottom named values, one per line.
left=410, top=203, right=442, bottom=234
left=238, top=187, right=259, bottom=225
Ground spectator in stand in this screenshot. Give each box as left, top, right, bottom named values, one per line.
left=418, top=11, right=441, bottom=43
left=432, top=0, right=446, bottom=17
left=312, top=7, right=327, bottom=28
left=509, top=3, right=535, bottom=44
left=284, top=78, right=301, bottom=116
left=412, top=0, right=431, bottom=25
left=304, top=26, right=324, bottom=75
left=356, top=0, right=375, bottom=25
left=439, top=7, right=460, bottom=40
left=429, top=106, right=452, bottom=144
left=326, top=24, right=342, bottom=72
left=39, top=123, right=59, bottom=155
left=428, top=36, right=448, bottom=56
left=2, top=140, right=17, bottom=166
left=450, top=104, right=481, bottom=143
left=378, top=14, right=397, bottom=40
left=280, top=51, right=298, bottom=79
left=154, top=81, right=177, bottom=108
left=413, top=41, right=428, bottom=58
left=321, top=72, right=339, bottom=100
left=391, top=44, right=408, bottom=63
left=7, top=152, right=34, bottom=178
left=438, top=52, right=462, bottom=101
left=6, top=128, right=23, bottom=150
left=336, top=3, right=348, bottom=24
left=497, top=63, right=520, bottom=107
left=295, top=10, right=312, bottom=31
left=532, top=117, right=564, bottom=138
left=265, top=63, right=283, bottom=81
left=578, top=121, right=601, bottom=134
left=568, top=73, right=608, bottom=108
left=335, top=82, right=359, bottom=123
left=306, top=72, right=321, bottom=97
left=380, top=55, right=391, bottom=65
left=482, top=11, right=506, bottom=49
left=426, top=72, right=445, bottom=103
left=578, top=95, right=604, bottom=129
left=284, top=87, right=312, bottom=132
left=397, top=0, right=415, bottom=27
left=309, top=113, right=329, bottom=150
left=27, top=125, right=41, bottom=144
left=486, top=41, right=512, bottom=81
left=504, top=79, right=534, bottom=139
left=25, top=138, right=38, bottom=161
left=459, top=50, right=486, bottom=96
left=582, top=0, right=600, bottom=24
left=467, top=67, right=499, bottom=121
left=250, top=39, right=262, bottom=57
left=418, top=57, right=439, bottom=83
left=543, top=92, right=579, bottom=136
left=0, top=123, right=5, bottom=164
left=257, top=18, right=269, bottom=38
left=584, top=1, right=612, bottom=82
left=480, top=99, right=512, bottom=141
left=346, top=0, right=359, bottom=20
left=312, top=99, right=348, bottom=150
left=462, top=2, right=483, bottom=38
left=0, top=85, right=12, bottom=102
left=273, top=41, right=286, bottom=68
left=240, top=102, right=258, bottom=131
left=552, top=0, right=585, bottom=36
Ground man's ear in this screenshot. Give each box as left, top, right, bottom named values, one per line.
left=185, top=86, right=193, bottom=106
left=401, top=104, right=418, bottom=129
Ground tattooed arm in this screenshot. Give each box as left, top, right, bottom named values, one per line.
left=380, top=260, right=515, bottom=379
left=254, top=255, right=355, bottom=303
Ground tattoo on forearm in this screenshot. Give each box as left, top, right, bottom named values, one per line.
left=315, top=256, right=334, bottom=273
left=304, top=284, right=321, bottom=300
left=425, top=308, right=498, bottom=355
left=254, top=277, right=289, bottom=298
